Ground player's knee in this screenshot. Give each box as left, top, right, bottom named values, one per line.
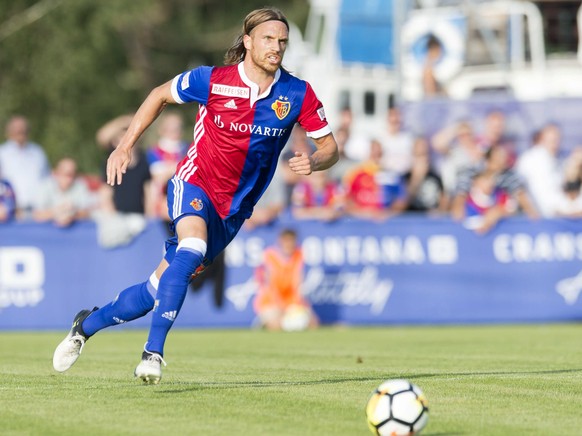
left=161, top=237, right=207, bottom=286
left=177, top=237, right=207, bottom=257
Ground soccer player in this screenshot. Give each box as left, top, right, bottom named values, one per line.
left=53, top=7, right=338, bottom=384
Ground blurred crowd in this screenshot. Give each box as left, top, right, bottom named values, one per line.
left=1, top=107, right=582, bottom=241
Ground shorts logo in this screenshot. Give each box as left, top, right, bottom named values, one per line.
left=190, top=198, right=203, bottom=211
left=271, top=96, right=290, bottom=120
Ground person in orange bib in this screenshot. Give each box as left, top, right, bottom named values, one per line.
left=253, top=228, right=318, bottom=331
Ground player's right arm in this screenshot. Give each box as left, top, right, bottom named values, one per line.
left=106, top=80, right=176, bottom=186
left=288, top=133, right=339, bottom=175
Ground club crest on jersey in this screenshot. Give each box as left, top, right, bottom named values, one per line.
left=271, top=96, right=290, bottom=120
left=190, top=198, right=203, bottom=211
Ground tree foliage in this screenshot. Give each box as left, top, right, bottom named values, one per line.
left=0, top=0, right=309, bottom=172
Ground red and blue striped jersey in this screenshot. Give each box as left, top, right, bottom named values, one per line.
left=170, top=63, right=331, bottom=219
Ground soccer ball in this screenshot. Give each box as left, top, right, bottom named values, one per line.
left=366, top=379, right=429, bottom=435
left=281, top=305, right=310, bottom=332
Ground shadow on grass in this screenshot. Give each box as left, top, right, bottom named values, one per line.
left=156, top=368, right=582, bottom=394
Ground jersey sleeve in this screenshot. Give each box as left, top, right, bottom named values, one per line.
left=297, top=82, right=332, bottom=139
left=171, top=66, right=213, bottom=105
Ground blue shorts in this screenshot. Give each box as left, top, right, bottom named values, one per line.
left=164, top=177, right=245, bottom=266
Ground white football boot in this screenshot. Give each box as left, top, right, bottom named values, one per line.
left=134, top=345, right=167, bottom=384
left=53, top=307, right=97, bottom=372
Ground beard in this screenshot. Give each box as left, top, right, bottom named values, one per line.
left=249, top=50, right=281, bottom=74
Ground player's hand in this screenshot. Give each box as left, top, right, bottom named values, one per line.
left=288, top=151, right=313, bottom=175
left=106, top=146, right=132, bottom=186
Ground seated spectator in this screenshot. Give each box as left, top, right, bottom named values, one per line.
left=146, top=112, right=188, bottom=220
left=253, top=228, right=318, bottom=331
left=0, top=115, right=50, bottom=218
left=338, top=106, right=372, bottom=163
left=344, top=139, right=408, bottom=221
left=562, top=145, right=582, bottom=187
left=327, top=126, right=359, bottom=185
left=32, top=157, right=93, bottom=227
left=279, top=125, right=316, bottom=204
left=97, top=115, right=154, bottom=216
left=515, top=123, right=562, bottom=217
left=463, top=170, right=511, bottom=234
left=554, top=180, right=582, bottom=218
left=0, top=175, right=16, bottom=223
left=403, top=137, right=448, bottom=214
left=245, top=166, right=286, bottom=230
left=476, top=110, right=515, bottom=155
left=431, top=120, right=483, bottom=195
left=452, top=145, right=539, bottom=221
left=380, top=107, right=415, bottom=175
left=93, top=114, right=154, bottom=248
left=291, top=169, right=344, bottom=221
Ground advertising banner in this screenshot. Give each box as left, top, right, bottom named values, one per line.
left=1, top=217, right=582, bottom=330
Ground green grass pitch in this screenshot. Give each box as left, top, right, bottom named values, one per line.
left=1, top=324, right=581, bottom=435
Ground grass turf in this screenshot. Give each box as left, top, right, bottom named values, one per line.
left=1, top=324, right=581, bottom=435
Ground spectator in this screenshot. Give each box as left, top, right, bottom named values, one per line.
left=403, top=137, right=448, bottom=214
left=93, top=114, right=154, bottom=248
left=146, top=112, right=188, bottom=220
left=0, top=115, right=50, bottom=218
left=463, top=169, right=511, bottom=234
left=344, top=139, right=408, bottom=220
left=475, top=110, right=516, bottom=161
left=0, top=174, right=16, bottom=223
left=32, top=157, right=93, bottom=227
left=380, top=107, right=415, bottom=175
left=515, top=123, right=563, bottom=217
left=279, top=125, right=315, bottom=203
left=338, top=106, right=372, bottom=162
left=291, top=169, right=344, bottom=221
left=554, top=180, right=582, bottom=218
left=422, top=34, right=446, bottom=98
left=253, top=228, right=318, bottom=331
left=562, top=145, right=582, bottom=187
left=244, top=166, right=286, bottom=231
left=328, top=126, right=360, bottom=185
left=452, top=145, right=539, bottom=221
left=431, top=120, right=483, bottom=195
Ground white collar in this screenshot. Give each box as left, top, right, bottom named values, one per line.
left=238, top=62, right=281, bottom=107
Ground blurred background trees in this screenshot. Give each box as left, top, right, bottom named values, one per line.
left=0, top=0, right=309, bottom=172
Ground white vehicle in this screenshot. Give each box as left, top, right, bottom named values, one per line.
left=297, top=0, right=582, bottom=134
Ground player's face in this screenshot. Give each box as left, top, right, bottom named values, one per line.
left=245, top=20, right=288, bottom=74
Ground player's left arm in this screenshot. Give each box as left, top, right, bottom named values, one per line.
left=288, top=133, right=339, bottom=176
left=290, top=81, right=339, bottom=175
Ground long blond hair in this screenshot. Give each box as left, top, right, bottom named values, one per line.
left=224, top=7, right=289, bottom=65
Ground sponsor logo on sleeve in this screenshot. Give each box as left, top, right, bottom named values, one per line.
left=181, top=73, right=190, bottom=90
left=317, top=107, right=326, bottom=121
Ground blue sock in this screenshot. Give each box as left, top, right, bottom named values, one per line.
left=82, top=276, right=157, bottom=337
left=146, top=239, right=206, bottom=356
